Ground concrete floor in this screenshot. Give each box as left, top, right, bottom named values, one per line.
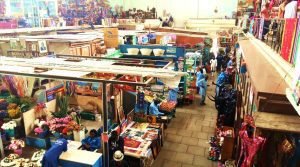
left=153, top=80, right=218, bottom=167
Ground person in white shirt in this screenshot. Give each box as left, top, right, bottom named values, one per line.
left=210, top=57, right=217, bottom=76
left=284, top=0, right=298, bottom=18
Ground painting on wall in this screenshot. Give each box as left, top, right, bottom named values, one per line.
left=38, top=40, right=48, bottom=53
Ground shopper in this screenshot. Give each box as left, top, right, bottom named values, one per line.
left=109, top=130, right=124, bottom=161
left=149, top=99, right=165, bottom=116
left=110, top=150, right=130, bottom=167
left=196, top=67, right=205, bottom=94
left=284, top=0, right=298, bottom=18
left=216, top=68, right=228, bottom=96
left=81, top=129, right=101, bottom=151
left=216, top=53, right=223, bottom=72
left=260, top=3, right=271, bottom=41
left=227, top=57, right=236, bottom=67
left=198, top=75, right=208, bottom=105
left=210, top=57, right=217, bottom=77
left=42, top=138, right=68, bottom=167
left=278, top=0, right=288, bottom=18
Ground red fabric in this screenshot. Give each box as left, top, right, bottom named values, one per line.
left=124, top=138, right=141, bottom=148
left=281, top=18, right=298, bottom=62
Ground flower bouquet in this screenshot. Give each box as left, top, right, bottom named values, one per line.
left=47, top=116, right=72, bottom=138
left=0, top=154, right=19, bottom=167
left=1, top=121, right=17, bottom=137
left=7, top=103, right=22, bottom=126
left=33, top=119, right=49, bottom=138
left=69, top=112, right=85, bottom=141
left=7, top=139, right=25, bottom=155
left=34, top=103, right=47, bottom=119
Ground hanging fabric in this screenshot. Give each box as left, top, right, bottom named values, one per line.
left=280, top=18, right=298, bottom=62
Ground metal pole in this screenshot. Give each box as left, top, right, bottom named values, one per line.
left=102, top=82, right=109, bottom=167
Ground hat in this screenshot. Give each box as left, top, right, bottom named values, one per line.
left=113, top=150, right=124, bottom=162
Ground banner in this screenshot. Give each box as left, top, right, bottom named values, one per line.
left=281, top=18, right=298, bottom=62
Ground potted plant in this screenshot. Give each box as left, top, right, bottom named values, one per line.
left=69, top=112, right=85, bottom=141
left=7, top=103, right=22, bottom=126
left=1, top=121, right=17, bottom=138
left=52, top=96, right=68, bottom=118
left=7, top=139, right=25, bottom=156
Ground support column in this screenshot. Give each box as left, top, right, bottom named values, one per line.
left=102, top=82, right=109, bottom=167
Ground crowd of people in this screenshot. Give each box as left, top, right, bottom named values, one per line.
left=196, top=46, right=237, bottom=106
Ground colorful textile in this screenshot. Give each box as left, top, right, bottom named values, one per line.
left=281, top=18, right=298, bottom=62
left=291, top=19, right=300, bottom=65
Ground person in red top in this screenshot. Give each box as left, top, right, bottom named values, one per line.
left=260, top=2, right=271, bottom=41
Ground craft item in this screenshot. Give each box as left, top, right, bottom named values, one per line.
left=124, top=138, right=141, bottom=148
left=159, top=101, right=176, bottom=112
left=281, top=18, right=298, bottom=62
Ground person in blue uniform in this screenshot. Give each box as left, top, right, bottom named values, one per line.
left=198, top=75, right=208, bottom=105
left=42, top=138, right=68, bottom=167
left=215, top=68, right=228, bottom=96
left=196, top=67, right=205, bottom=94
left=81, top=129, right=101, bottom=151
left=149, top=99, right=164, bottom=116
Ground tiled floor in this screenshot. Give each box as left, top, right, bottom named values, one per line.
left=153, top=81, right=218, bottom=167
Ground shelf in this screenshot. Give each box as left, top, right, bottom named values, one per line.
left=121, top=54, right=176, bottom=59
left=286, top=88, right=300, bottom=116
left=254, top=111, right=300, bottom=133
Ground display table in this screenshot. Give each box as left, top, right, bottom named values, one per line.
left=119, top=122, right=163, bottom=167
left=59, top=150, right=102, bottom=167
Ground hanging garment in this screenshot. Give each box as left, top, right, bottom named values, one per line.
left=281, top=18, right=298, bottom=62
left=238, top=130, right=266, bottom=167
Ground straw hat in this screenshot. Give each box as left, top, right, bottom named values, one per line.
left=113, top=150, right=124, bottom=162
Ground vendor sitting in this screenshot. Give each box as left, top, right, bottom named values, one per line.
left=81, top=129, right=101, bottom=151
left=149, top=99, right=165, bottom=116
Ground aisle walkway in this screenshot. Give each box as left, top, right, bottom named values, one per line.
left=153, top=81, right=218, bottom=167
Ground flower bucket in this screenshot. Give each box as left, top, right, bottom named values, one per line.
left=12, top=117, right=22, bottom=126
left=38, top=130, right=49, bottom=138
left=53, top=132, right=61, bottom=138
left=1, top=133, right=6, bottom=142
left=14, top=148, right=22, bottom=156
left=73, top=130, right=85, bottom=142
left=5, top=129, right=15, bottom=138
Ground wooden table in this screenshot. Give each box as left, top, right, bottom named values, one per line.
left=59, top=150, right=102, bottom=167
left=253, top=112, right=300, bottom=133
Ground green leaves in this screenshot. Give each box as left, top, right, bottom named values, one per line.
left=52, top=96, right=69, bottom=118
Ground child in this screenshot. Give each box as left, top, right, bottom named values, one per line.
left=210, top=57, right=217, bottom=77
left=198, top=75, right=208, bottom=105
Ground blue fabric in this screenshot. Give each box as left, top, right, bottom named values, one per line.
left=216, top=72, right=227, bottom=85
left=81, top=136, right=101, bottom=151
left=240, top=66, right=247, bottom=74
left=42, top=138, right=68, bottom=167
left=149, top=102, right=164, bottom=116
left=196, top=72, right=205, bottom=87
left=168, top=88, right=178, bottom=101
left=198, top=79, right=207, bottom=96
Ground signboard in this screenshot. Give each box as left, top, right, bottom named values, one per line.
left=103, top=28, right=119, bottom=48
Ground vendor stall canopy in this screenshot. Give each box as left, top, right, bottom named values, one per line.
left=0, top=56, right=187, bottom=87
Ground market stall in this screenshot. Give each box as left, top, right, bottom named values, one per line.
left=0, top=55, right=186, bottom=167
